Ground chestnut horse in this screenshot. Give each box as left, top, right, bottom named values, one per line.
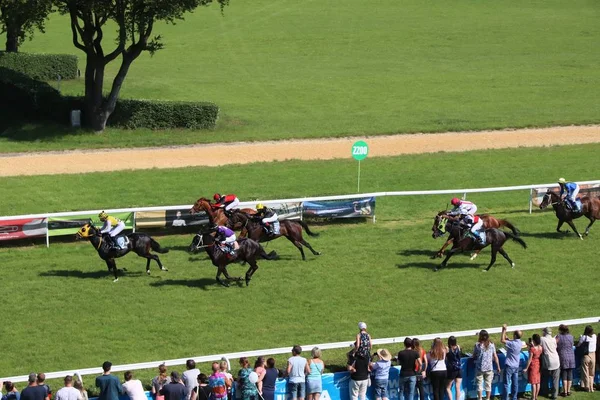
left=190, top=197, right=255, bottom=227
left=539, top=190, right=600, bottom=239
left=432, top=211, right=520, bottom=258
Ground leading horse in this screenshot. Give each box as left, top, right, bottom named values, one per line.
left=227, top=212, right=321, bottom=260
left=190, top=197, right=255, bottom=227
left=431, top=211, right=520, bottom=258
left=189, top=232, right=278, bottom=287
left=76, top=224, right=168, bottom=282
left=431, top=215, right=527, bottom=272
left=539, top=190, right=600, bottom=239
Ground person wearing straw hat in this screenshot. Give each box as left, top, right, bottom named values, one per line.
left=370, top=349, right=392, bottom=400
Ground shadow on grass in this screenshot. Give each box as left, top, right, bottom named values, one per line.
left=150, top=277, right=245, bottom=290
left=396, top=249, right=438, bottom=257
left=39, top=268, right=145, bottom=279
left=169, top=245, right=195, bottom=253
left=518, top=231, right=572, bottom=239
left=397, top=261, right=481, bottom=270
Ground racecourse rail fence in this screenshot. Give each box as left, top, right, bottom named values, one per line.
left=1, top=180, right=600, bottom=246
left=1, top=316, right=598, bottom=383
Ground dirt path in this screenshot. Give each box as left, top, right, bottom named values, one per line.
left=2, top=125, right=600, bottom=177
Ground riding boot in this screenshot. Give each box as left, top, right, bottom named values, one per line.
left=107, top=235, right=118, bottom=251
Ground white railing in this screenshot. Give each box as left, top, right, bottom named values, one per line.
left=1, top=316, right=598, bottom=383
left=2, top=179, right=600, bottom=223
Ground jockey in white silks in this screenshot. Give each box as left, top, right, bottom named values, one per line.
left=99, top=211, right=125, bottom=250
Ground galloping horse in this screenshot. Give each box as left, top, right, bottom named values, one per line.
left=431, top=214, right=527, bottom=272
left=76, top=224, right=168, bottom=282
left=227, top=212, right=321, bottom=260
left=190, top=197, right=255, bottom=227
left=432, top=211, right=520, bottom=258
left=189, top=232, right=278, bottom=287
left=539, top=190, right=600, bottom=238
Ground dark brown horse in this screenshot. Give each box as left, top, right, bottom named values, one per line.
left=76, top=224, right=168, bottom=282
left=227, top=212, right=321, bottom=260
left=190, top=232, right=278, bottom=287
left=190, top=197, right=255, bottom=227
left=432, top=211, right=520, bottom=258
left=432, top=214, right=527, bottom=272
left=539, top=190, right=600, bottom=238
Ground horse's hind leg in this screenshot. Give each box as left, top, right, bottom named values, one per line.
left=245, top=260, right=259, bottom=286
left=584, top=217, right=595, bottom=236
left=287, top=237, right=306, bottom=260
left=498, top=248, right=515, bottom=269
left=301, top=239, right=321, bottom=256
left=484, top=246, right=499, bottom=272
left=145, top=257, right=151, bottom=274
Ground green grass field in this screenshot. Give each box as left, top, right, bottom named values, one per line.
left=2, top=144, right=600, bottom=391
left=1, top=0, right=599, bottom=152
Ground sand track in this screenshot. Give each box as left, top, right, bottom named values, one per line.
left=1, top=125, right=599, bottom=177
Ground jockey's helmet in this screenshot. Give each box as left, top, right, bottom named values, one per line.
left=98, top=211, right=108, bottom=221
left=558, top=178, right=566, bottom=184
left=451, top=197, right=461, bottom=206
left=213, top=193, right=221, bottom=201
left=256, top=203, right=265, bottom=211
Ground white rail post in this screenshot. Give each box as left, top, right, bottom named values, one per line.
left=463, top=192, right=467, bottom=200
left=529, top=188, right=533, bottom=214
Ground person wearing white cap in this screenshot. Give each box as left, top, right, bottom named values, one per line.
left=354, top=322, right=372, bottom=359
left=557, top=178, right=581, bottom=212
left=539, top=328, right=560, bottom=399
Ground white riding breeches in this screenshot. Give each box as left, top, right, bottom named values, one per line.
left=224, top=235, right=236, bottom=244
left=262, top=214, right=278, bottom=224
left=460, top=204, right=477, bottom=216
left=109, top=222, right=125, bottom=237
left=470, top=218, right=484, bottom=234
left=225, top=198, right=240, bottom=211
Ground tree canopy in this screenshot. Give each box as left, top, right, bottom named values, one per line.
left=0, top=0, right=52, bottom=52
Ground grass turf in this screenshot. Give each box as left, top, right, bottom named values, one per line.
left=1, top=0, right=599, bottom=152
left=1, top=144, right=600, bottom=390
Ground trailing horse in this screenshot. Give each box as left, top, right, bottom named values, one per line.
left=431, top=211, right=520, bottom=258
left=227, top=212, right=321, bottom=260
left=189, top=197, right=255, bottom=227
left=76, top=224, right=168, bottom=282
left=189, top=232, right=278, bottom=287
left=539, top=190, right=600, bottom=239
left=431, top=215, right=527, bottom=272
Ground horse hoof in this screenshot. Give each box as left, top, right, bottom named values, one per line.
left=113, top=278, right=119, bottom=282
left=433, top=267, right=439, bottom=272
left=161, top=267, right=168, bottom=271
left=481, top=270, right=487, bottom=273
left=316, top=252, right=321, bottom=255
left=470, top=254, right=477, bottom=261
left=511, top=263, right=516, bottom=269
left=579, top=235, right=584, bottom=240
left=146, top=270, right=151, bottom=275
left=245, top=277, right=250, bottom=286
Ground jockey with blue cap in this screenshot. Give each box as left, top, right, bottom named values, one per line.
left=558, top=178, right=581, bottom=211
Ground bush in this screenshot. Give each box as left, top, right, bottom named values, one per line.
left=0, top=52, right=78, bottom=80
left=108, top=99, right=220, bottom=129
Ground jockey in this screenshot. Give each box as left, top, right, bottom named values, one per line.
left=464, top=214, right=485, bottom=244
left=558, top=178, right=580, bottom=211
left=213, top=193, right=240, bottom=216
left=448, top=197, right=478, bottom=218
left=98, top=211, right=125, bottom=251
left=214, top=225, right=238, bottom=256
left=254, top=203, right=279, bottom=236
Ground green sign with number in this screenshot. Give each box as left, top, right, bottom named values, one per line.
left=351, top=140, right=369, bottom=161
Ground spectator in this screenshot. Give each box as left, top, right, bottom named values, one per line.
left=36, top=374, right=50, bottom=400
left=159, top=372, right=187, bottom=400
left=208, top=362, right=231, bottom=400
left=370, top=349, right=391, bottom=400
left=524, top=335, right=543, bottom=400
left=473, top=330, right=500, bottom=400
left=152, top=364, right=171, bottom=400
left=287, top=345, right=309, bottom=400
left=412, top=338, right=427, bottom=400
left=500, top=324, right=524, bottom=400
left=254, top=357, right=266, bottom=395
left=95, top=362, right=122, bottom=400
left=238, top=357, right=259, bottom=400
left=122, top=371, right=146, bottom=400
left=354, top=322, right=372, bottom=360
left=397, top=338, right=420, bottom=400
left=556, top=324, right=575, bottom=396
left=427, top=338, right=447, bottom=400
left=346, top=351, right=369, bottom=400
left=182, top=360, right=200, bottom=400
left=445, top=336, right=462, bottom=400
left=577, top=325, right=597, bottom=393
left=262, top=358, right=278, bottom=400
left=219, top=359, right=234, bottom=400
left=73, top=381, right=87, bottom=400
left=190, top=374, right=210, bottom=400
left=2, top=381, right=21, bottom=400
left=540, top=327, right=560, bottom=399
left=54, top=376, right=80, bottom=400
left=306, top=347, right=325, bottom=400
left=21, top=373, right=47, bottom=400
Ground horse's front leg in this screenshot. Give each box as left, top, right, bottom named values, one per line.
left=215, top=265, right=229, bottom=287
left=566, top=220, right=583, bottom=240
left=433, top=237, right=452, bottom=259
left=556, top=220, right=566, bottom=233
left=436, top=247, right=458, bottom=271
left=107, top=259, right=119, bottom=282
left=470, top=249, right=481, bottom=261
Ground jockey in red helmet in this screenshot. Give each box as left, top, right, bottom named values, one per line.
left=212, top=193, right=240, bottom=216
left=448, top=197, right=478, bottom=217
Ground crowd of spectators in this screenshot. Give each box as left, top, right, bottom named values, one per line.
left=2, top=323, right=599, bottom=400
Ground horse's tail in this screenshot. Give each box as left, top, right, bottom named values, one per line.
left=504, top=231, right=527, bottom=250
left=259, top=244, right=279, bottom=260
left=150, top=238, right=169, bottom=253
left=499, top=219, right=520, bottom=235
left=297, top=220, right=319, bottom=237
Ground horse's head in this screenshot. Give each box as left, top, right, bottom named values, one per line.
left=190, top=197, right=211, bottom=214
left=76, top=223, right=97, bottom=239
left=539, top=189, right=557, bottom=210
left=432, top=213, right=448, bottom=238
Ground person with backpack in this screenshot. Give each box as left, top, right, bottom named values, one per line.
left=445, top=336, right=462, bottom=400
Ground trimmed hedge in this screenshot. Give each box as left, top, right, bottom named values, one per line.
left=0, top=51, right=78, bottom=80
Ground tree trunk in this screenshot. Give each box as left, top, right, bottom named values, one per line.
left=5, top=23, right=20, bottom=52
left=83, top=55, right=108, bottom=132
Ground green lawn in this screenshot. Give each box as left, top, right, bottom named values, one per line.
left=1, top=0, right=599, bottom=152
left=1, top=144, right=600, bottom=388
